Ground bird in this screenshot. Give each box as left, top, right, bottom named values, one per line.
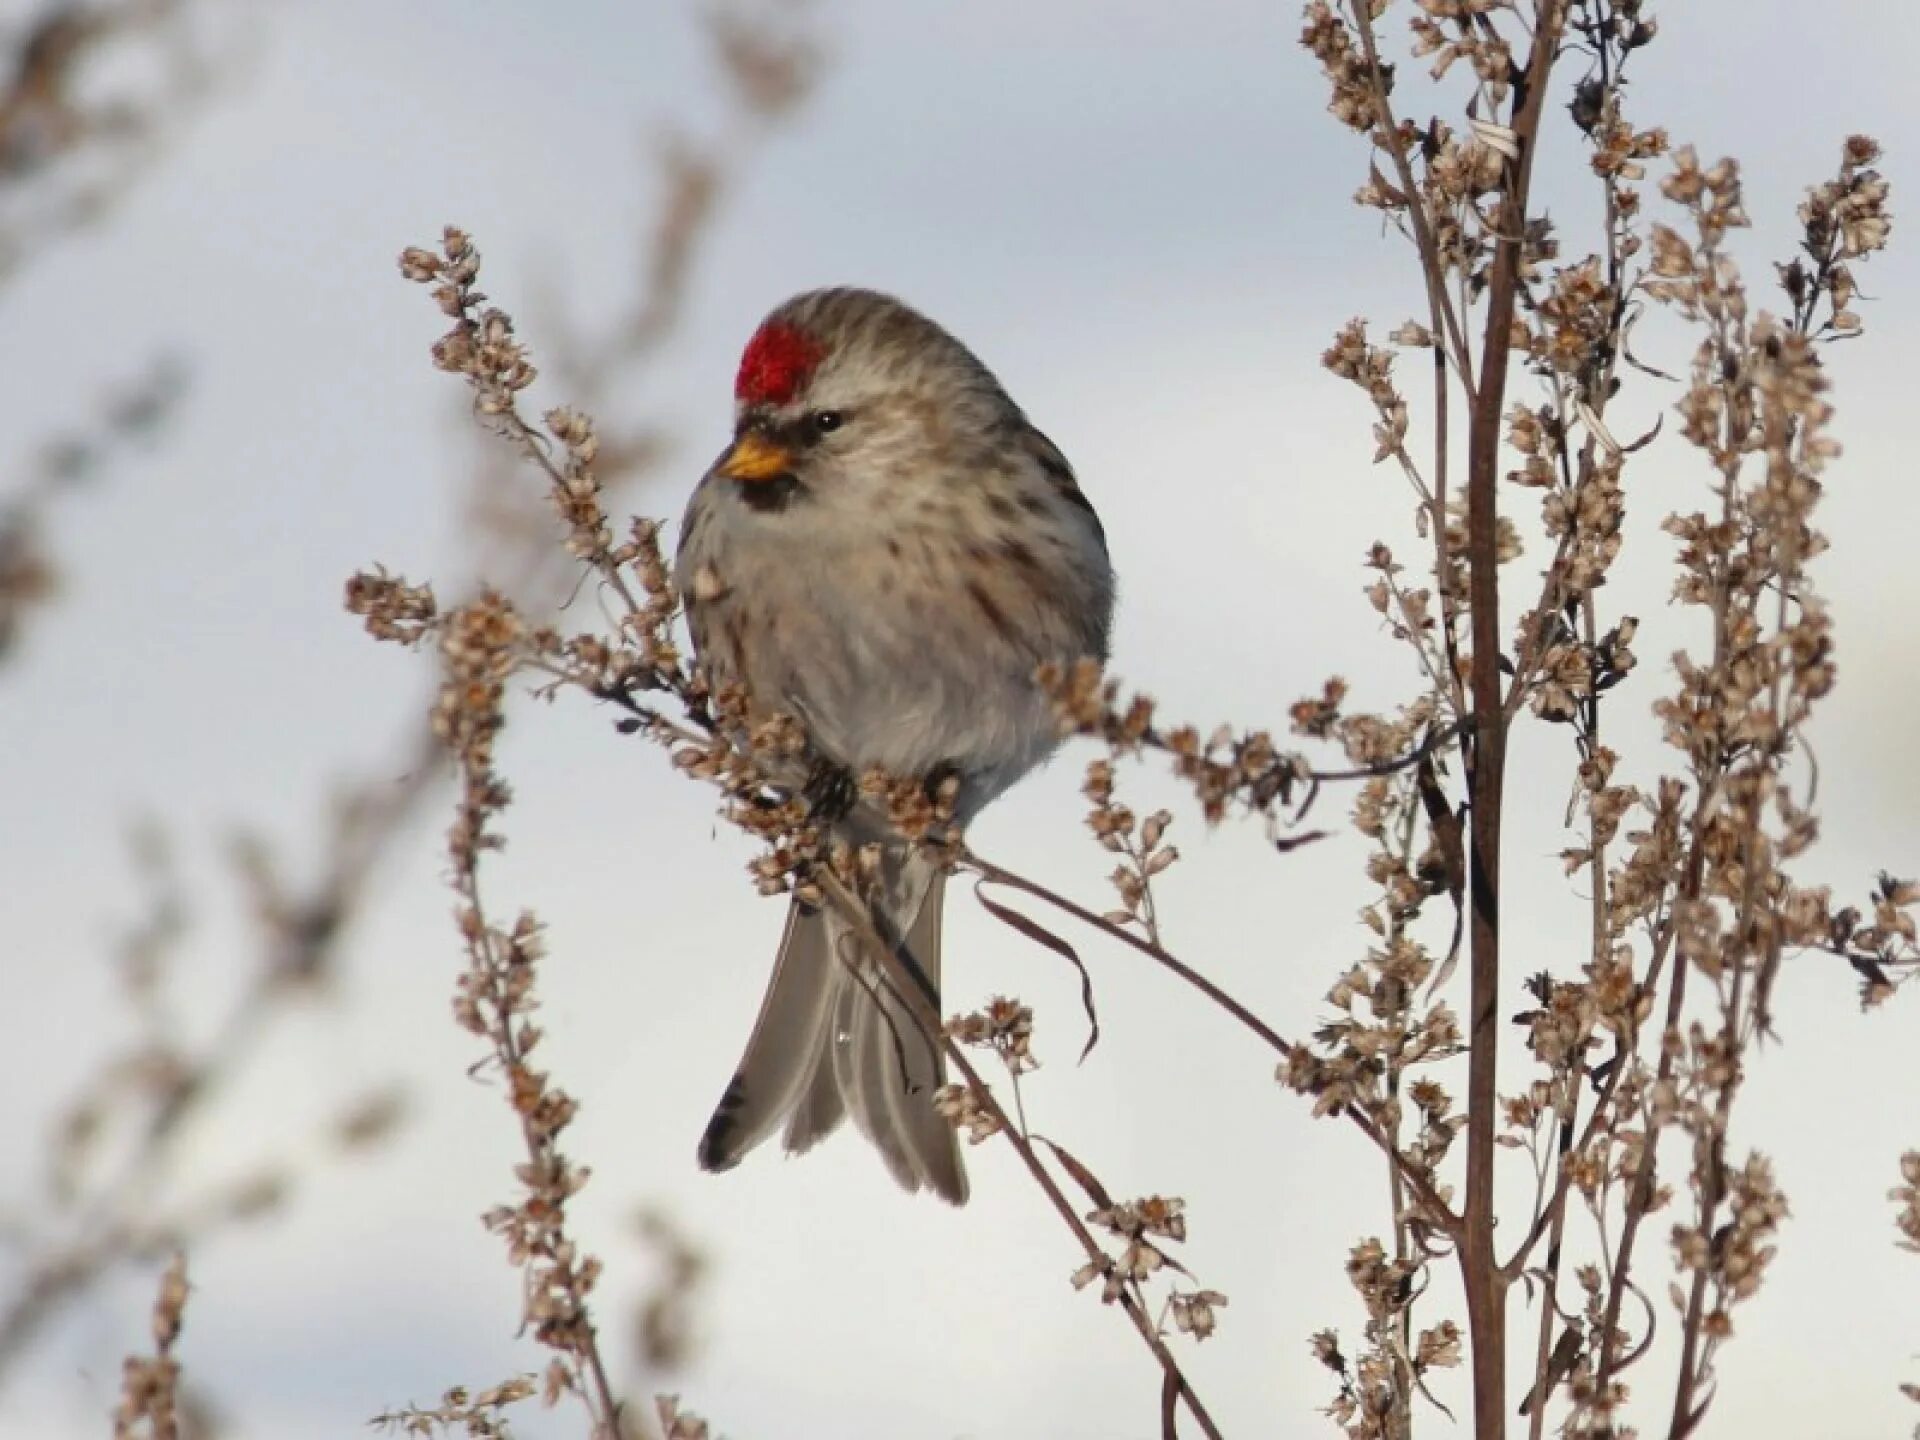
left=675, top=288, right=1115, bottom=1203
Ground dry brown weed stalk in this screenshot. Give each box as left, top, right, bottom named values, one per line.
left=1294, top=2, right=1908, bottom=1437
left=0, top=0, right=220, bottom=659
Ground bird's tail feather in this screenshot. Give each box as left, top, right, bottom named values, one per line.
left=696, top=896, right=837, bottom=1173
left=698, top=849, right=968, bottom=1204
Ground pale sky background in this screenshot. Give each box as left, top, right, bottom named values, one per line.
left=5, top=1, right=1920, bottom=1437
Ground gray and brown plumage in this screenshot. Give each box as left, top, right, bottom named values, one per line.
left=676, top=289, right=1114, bottom=1203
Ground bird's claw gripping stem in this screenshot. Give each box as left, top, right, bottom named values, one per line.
left=802, top=756, right=858, bottom=823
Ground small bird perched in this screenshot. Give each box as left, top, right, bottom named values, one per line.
left=676, top=288, right=1114, bottom=1203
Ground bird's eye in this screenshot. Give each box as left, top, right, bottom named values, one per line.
left=808, top=409, right=845, bottom=435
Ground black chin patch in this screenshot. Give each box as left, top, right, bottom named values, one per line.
left=734, top=473, right=804, bottom=513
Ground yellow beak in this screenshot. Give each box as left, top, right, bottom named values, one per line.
left=717, top=432, right=794, bottom=483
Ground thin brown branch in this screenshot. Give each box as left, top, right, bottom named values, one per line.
left=1348, top=1, right=1479, bottom=400
left=1457, top=8, right=1566, bottom=1437
left=1501, top=1056, right=1620, bottom=1285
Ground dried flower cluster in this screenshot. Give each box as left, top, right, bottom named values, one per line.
left=112, top=1255, right=188, bottom=1440
left=931, top=1077, right=1004, bottom=1147
left=654, top=1395, right=716, bottom=1440
left=1082, top=759, right=1178, bottom=943
left=1047, top=657, right=1436, bottom=844
left=938, top=1001, right=1036, bottom=1153
left=1300, top=1, right=1384, bottom=135
left=372, top=1377, right=541, bottom=1440
left=1895, top=1152, right=1920, bottom=1256
left=948, top=995, right=1040, bottom=1076
left=1053, top=1176, right=1226, bottom=1352
left=1073, top=1195, right=1189, bottom=1299
left=1308, top=1237, right=1464, bottom=1440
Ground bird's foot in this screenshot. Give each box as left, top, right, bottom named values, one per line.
left=802, top=756, right=858, bottom=823
left=923, top=759, right=966, bottom=811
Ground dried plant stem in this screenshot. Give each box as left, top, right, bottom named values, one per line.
left=1593, top=890, right=1692, bottom=1401
left=1429, top=330, right=1465, bottom=719
left=458, top=876, right=623, bottom=1434
left=1502, top=1056, right=1623, bottom=1286
left=1518, top=592, right=1611, bottom=1440
left=1668, top=591, right=1802, bottom=1434
left=1345, top=0, right=1475, bottom=712
left=1383, top=1077, right=1418, bottom=1438
left=1455, top=9, right=1567, bottom=1436
left=436, top=595, right=624, bottom=1438
left=809, top=866, right=1223, bottom=1440
left=1524, top=590, right=1620, bottom=1440
left=1522, top=1096, right=1578, bottom=1440
left=1348, top=2, right=1475, bottom=397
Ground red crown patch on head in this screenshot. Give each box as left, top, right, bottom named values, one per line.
left=735, top=321, right=824, bottom=407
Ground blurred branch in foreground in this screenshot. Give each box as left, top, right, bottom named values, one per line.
left=0, top=354, right=185, bottom=665
left=0, top=817, right=406, bottom=1388
left=0, top=0, right=251, bottom=288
